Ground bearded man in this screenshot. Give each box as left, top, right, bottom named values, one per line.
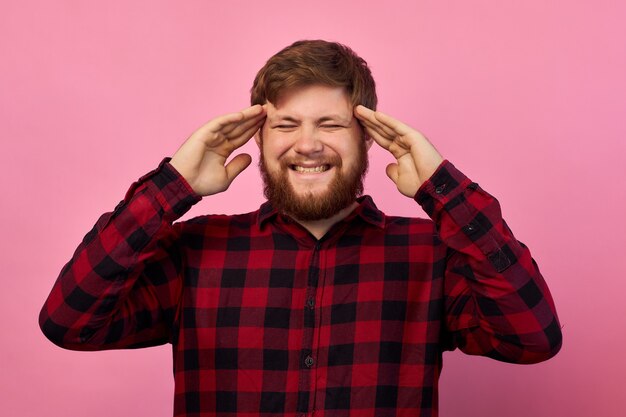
left=40, top=40, right=561, bottom=417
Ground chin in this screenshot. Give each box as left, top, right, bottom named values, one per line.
left=259, top=151, right=367, bottom=221
left=290, top=185, right=332, bottom=199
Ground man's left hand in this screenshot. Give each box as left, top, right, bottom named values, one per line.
left=355, top=105, right=444, bottom=198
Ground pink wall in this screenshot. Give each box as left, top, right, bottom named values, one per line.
left=2, top=1, right=624, bottom=416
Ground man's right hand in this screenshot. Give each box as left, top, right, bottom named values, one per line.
left=169, top=105, right=266, bottom=196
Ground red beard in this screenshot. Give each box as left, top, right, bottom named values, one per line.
left=259, top=142, right=368, bottom=221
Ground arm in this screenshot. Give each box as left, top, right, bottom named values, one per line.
left=39, top=105, right=267, bottom=350
left=416, top=161, right=562, bottom=363
left=355, top=106, right=562, bottom=363
left=39, top=160, right=200, bottom=350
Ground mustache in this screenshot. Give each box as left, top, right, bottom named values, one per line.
left=279, top=155, right=342, bottom=169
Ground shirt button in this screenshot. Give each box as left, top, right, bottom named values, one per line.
left=306, top=298, right=315, bottom=308
left=435, top=184, right=446, bottom=194
left=304, top=355, right=315, bottom=367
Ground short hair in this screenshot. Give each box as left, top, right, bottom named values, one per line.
left=250, top=39, right=377, bottom=110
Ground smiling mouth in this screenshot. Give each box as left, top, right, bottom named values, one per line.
left=290, top=164, right=330, bottom=173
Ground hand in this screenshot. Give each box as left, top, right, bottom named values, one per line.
left=169, top=105, right=266, bottom=196
left=354, top=105, right=444, bottom=198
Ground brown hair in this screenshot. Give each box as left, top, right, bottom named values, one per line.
left=250, top=39, right=377, bottom=110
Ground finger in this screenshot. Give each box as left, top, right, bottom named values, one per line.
left=370, top=111, right=411, bottom=137
left=228, top=118, right=266, bottom=149
left=359, top=120, right=393, bottom=149
left=359, top=118, right=393, bottom=141
left=214, top=113, right=265, bottom=139
left=241, top=104, right=265, bottom=118
left=364, top=128, right=393, bottom=151
left=356, top=105, right=409, bottom=137
left=364, top=113, right=399, bottom=138
left=361, top=120, right=413, bottom=161
left=354, top=104, right=375, bottom=121
left=224, top=112, right=266, bottom=139
left=203, top=112, right=245, bottom=135
left=356, top=107, right=399, bottom=138
left=221, top=106, right=266, bottom=135
left=356, top=123, right=389, bottom=148
left=355, top=105, right=393, bottom=132
left=386, top=163, right=399, bottom=184
left=228, top=104, right=265, bottom=122
left=209, top=105, right=265, bottom=133
left=187, top=114, right=243, bottom=145
left=224, top=153, right=252, bottom=185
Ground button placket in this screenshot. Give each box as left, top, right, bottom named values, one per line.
left=464, top=223, right=477, bottom=233
left=304, top=355, right=315, bottom=367
left=296, top=242, right=321, bottom=414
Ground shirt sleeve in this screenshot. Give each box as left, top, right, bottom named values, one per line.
left=38, top=158, right=202, bottom=350
left=414, top=160, right=562, bottom=364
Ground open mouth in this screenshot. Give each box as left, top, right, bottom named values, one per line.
left=290, top=164, right=331, bottom=173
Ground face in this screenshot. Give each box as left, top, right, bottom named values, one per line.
left=257, top=84, right=372, bottom=221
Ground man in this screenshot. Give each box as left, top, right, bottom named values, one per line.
left=40, top=40, right=561, bottom=416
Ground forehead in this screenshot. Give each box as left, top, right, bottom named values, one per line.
left=268, top=84, right=353, bottom=121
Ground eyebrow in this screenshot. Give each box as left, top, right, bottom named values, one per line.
left=270, top=115, right=352, bottom=124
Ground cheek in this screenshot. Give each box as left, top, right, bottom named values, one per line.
left=263, top=133, right=295, bottom=157
left=262, top=142, right=290, bottom=166
left=327, top=135, right=362, bottom=158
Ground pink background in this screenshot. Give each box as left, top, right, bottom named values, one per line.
left=2, top=1, right=625, bottom=416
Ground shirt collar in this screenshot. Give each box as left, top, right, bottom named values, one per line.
left=257, top=195, right=386, bottom=229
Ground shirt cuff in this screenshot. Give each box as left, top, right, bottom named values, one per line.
left=414, top=159, right=473, bottom=212
left=413, top=160, right=513, bottom=272
left=117, top=157, right=202, bottom=220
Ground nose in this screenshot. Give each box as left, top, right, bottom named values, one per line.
left=293, top=126, right=323, bottom=155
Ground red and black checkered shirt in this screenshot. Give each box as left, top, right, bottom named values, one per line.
left=39, top=158, right=561, bottom=417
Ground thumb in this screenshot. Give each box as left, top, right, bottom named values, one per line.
left=385, top=163, right=399, bottom=185
left=224, top=153, right=252, bottom=186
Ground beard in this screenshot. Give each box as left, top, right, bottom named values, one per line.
left=259, top=142, right=368, bottom=221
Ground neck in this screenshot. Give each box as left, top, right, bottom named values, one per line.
left=293, top=201, right=359, bottom=240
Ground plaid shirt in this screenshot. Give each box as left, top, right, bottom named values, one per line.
left=40, top=158, right=561, bottom=417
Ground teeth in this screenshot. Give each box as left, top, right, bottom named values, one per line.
left=294, top=165, right=328, bottom=173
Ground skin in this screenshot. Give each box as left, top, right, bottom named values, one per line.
left=354, top=105, right=444, bottom=198
left=256, top=85, right=372, bottom=237
left=169, top=105, right=267, bottom=196
left=169, top=84, right=444, bottom=238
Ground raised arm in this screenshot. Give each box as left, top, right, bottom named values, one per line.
left=39, top=105, right=266, bottom=350
left=355, top=105, right=562, bottom=363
